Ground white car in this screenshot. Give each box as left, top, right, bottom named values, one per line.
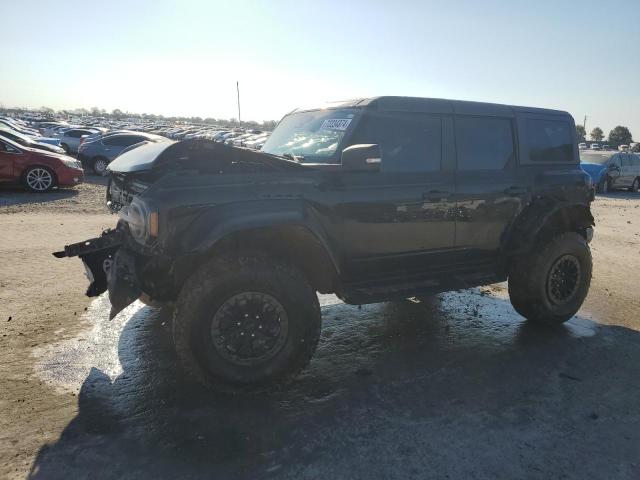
left=578, top=142, right=587, bottom=150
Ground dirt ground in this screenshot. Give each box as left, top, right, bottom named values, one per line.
left=1, top=181, right=639, bottom=479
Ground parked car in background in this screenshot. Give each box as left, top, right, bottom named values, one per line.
left=0, top=127, right=66, bottom=155
left=77, top=132, right=168, bottom=175
left=0, top=136, right=83, bottom=192
left=0, top=118, right=40, bottom=137
left=590, top=143, right=601, bottom=150
left=580, top=151, right=640, bottom=193
left=57, top=128, right=101, bottom=154
left=578, top=142, right=587, bottom=150
left=618, top=145, right=629, bottom=152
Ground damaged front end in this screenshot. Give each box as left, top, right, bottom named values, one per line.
left=53, top=229, right=142, bottom=319
left=54, top=139, right=306, bottom=319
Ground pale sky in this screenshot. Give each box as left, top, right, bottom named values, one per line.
left=2, top=0, right=639, bottom=136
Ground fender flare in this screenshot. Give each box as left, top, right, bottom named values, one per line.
left=175, top=199, right=342, bottom=276
left=504, top=200, right=594, bottom=254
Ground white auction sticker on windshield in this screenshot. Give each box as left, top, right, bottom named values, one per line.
left=321, top=119, right=352, bottom=130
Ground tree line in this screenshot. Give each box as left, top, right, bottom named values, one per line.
left=576, top=124, right=633, bottom=147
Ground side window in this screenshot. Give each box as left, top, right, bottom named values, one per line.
left=0, top=141, right=20, bottom=153
left=610, top=154, right=621, bottom=167
left=351, top=113, right=442, bottom=172
left=621, top=155, right=631, bottom=167
left=121, top=136, right=145, bottom=147
left=631, top=154, right=640, bottom=167
left=102, top=136, right=120, bottom=146
left=526, top=119, right=574, bottom=162
left=455, top=116, right=514, bottom=170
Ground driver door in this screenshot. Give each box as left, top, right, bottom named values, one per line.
left=325, top=111, right=457, bottom=280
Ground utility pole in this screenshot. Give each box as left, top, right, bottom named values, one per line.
left=583, top=115, right=587, bottom=132
left=236, top=81, right=241, bottom=126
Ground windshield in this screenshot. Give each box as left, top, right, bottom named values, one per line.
left=580, top=152, right=614, bottom=165
left=261, top=108, right=357, bottom=162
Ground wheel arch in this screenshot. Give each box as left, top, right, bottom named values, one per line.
left=505, top=201, right=594, bottom=255
left=20, top=164, right=58, bottom=185
left=171, top=202, right=341, bottom=294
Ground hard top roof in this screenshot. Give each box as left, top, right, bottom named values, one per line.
left=291, top=96, right=571, bottom=118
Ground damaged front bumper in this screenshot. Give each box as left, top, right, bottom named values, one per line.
left=53, top=229, right=142, bottom=319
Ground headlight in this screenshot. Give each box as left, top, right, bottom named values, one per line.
left=118, top=197, right=159, bottom=243
left=59, top=157, right=82, bottom=169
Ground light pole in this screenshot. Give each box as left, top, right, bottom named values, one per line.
left=237, top=81, right=241, bottom=126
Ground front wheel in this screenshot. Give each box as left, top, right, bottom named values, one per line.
left=23, top=166, right=56, bottom=192
left=508, top=232, right=592, bottom=325
left=172, top=253, right=321, bottom=391
left=92, top=157, right=109, bottom=176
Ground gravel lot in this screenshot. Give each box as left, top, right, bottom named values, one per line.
left=1, top=181, right=639, bottom=479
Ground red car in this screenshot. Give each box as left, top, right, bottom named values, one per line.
left=0, top=136, right=84, bottom=192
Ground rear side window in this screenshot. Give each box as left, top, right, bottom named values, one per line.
left=526, top=119, right=574, bottom=162
left=352, top=113, right=442, bottom=172
left=66, top=130, right=82, bottom=138
left=455, top=117, right=514, bottom=170
left=103, top=135, right=143, bottom=147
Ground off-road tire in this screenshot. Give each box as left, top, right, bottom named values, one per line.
left=172, top=252, right=321, bottom=391
left=508, top=232, right=592, bottom=325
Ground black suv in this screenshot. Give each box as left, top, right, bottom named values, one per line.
left=55, top=96, right=595, bottom=390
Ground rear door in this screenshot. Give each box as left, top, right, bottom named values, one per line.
left=620, top=154, right=636, bottom=186
left=453, top=114, right=524, bottom=262
left=328, top=110, right=457, bottom=280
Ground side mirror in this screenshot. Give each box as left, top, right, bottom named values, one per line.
left=341, top=144, right=381, bottom=172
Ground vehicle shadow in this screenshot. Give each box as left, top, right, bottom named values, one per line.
left=27, top=290, right=640, bottom=479
left=84, top=175, right=109, bottom=186
left=596, top=190, right=639, bottom=199
left=0, top=185, right=78, bottom=207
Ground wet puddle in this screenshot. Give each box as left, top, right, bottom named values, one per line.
left=32, top=284, right=598, bottom=395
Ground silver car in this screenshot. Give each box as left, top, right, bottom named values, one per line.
left=57, top=128, right=101, bottom=154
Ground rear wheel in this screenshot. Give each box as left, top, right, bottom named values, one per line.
left=92, top=157, right=109, bottom=176
left=630, top=178, right=639, bottom=193
left=23, top=166, right=56, bottom=192
left=61, top=143, right=69, bottom=154
left=597, top=176, right=609, bottom=194
left=172, top=253, right=321, bottom=391
left=508, top=232, right=592, bottom=325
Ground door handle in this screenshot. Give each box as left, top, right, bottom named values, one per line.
left=503, top=186, right=526, bottom=196
left=423, top=190, right=450, bottom=202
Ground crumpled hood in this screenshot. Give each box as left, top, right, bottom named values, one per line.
left=107, top=139, right=305, bottom=174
